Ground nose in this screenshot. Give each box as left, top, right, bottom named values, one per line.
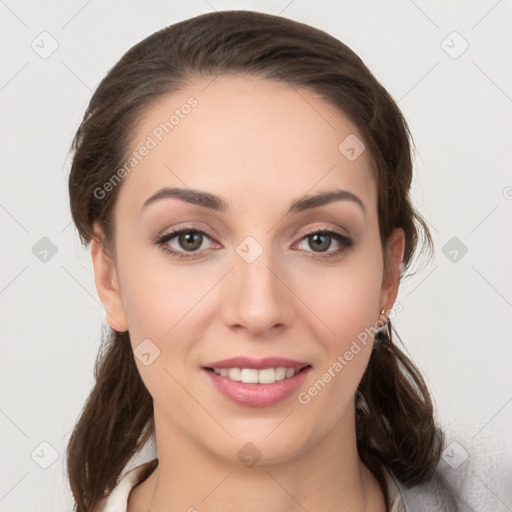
left=221, top=243, right=294, bottom=337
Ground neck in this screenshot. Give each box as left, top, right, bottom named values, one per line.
left=129, top=407, right=386, bottom=512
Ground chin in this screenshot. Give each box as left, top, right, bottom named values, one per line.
left=206, top=425, right=316, bottom=468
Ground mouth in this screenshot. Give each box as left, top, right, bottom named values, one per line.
left=201, top=357, right=313, bottom=407
left=202, top=365, right=312, bottom=384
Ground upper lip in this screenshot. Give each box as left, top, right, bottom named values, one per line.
left=203, top=357, right=311, bottom=371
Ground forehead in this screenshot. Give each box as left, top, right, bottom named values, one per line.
left=116, top=74, right=376, bottom=216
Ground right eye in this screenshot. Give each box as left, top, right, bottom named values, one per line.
left=154, top=227, right=220, bottom=260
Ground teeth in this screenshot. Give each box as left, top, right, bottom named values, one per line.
left=228, top=368, right=241, bottom=381
left=241, top=368, right=259, bottom=383
left=212, top=367, right=299, bottom=384
left=275, top=367, right=286, bottom=380
left=257, top=368, right=277, bottom=384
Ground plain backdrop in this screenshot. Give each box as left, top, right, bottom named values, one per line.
left=1, top=0, right=511, bottom=510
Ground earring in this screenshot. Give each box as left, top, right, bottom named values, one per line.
left=379, top=307, right=393, bottom=347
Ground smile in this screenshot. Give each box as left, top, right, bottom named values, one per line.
left=210, top=367, right=299, bottom=384
left=202, top=356, right=312, bottom=406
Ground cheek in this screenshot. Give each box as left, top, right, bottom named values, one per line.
left=292, top=237, right=383, bottom=409
left=116, top=234, right=209, bottom=342
left=115, top=240, right=223, bottom=389
left=295, top=240, right=384, bottom=343
left=115, top=246, right=214, bottom=402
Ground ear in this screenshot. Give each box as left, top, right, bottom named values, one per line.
left=90, top=221, right=128, bottom=332
left=379, top=227, right=406, bottom=317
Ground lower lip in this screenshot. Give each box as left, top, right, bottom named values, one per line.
left=203, top=367, right=312, bottom=407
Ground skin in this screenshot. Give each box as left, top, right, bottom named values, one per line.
left=91, top=74, right=405, bottom=512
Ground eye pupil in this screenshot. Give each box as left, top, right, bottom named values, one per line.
left=309, top=233, right=331, bottom=252
left=179, top=231, right=202, bottom=251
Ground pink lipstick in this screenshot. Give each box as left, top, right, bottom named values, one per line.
left=202, top=356, right=312, bottom=407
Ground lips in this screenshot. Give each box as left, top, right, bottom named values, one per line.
left=202, top=356, right=311, bottom=371
left=201, top=356, right=312, bottom=407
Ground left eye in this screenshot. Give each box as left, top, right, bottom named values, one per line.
left=294, top=230, right=353, bottom=258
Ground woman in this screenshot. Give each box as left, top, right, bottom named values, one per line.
left=66, top=10, right=464, bottom=511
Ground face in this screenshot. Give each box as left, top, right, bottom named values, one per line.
left=91, top=74, right=404, bottom=465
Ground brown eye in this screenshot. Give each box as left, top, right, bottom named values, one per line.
left=307, top=233, right=332, bottom=252
left=177, top=231, right=203, bottom=251
left=155, top=228, right=219, bottom=260
left=295, top=230, right=353, bottom=260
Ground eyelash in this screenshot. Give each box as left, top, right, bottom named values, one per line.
left=153, top=226, right=353, bottom=261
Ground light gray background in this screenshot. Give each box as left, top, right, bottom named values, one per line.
left=1, top=0, right=511, bottom=510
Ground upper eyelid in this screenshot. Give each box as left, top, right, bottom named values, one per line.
left=299, top=225, right=350, bottom=239
left=158, top=225, right=218, bottom=242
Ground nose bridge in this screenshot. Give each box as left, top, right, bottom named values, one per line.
left=223, top=234, right=291, bottom=333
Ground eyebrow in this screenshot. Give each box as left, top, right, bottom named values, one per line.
left=141, top=187, right=366, bottom=216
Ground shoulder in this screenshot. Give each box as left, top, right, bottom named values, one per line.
left=95, top=460, right=157, bottom=512
left=388, top=462, right=472, bottom=512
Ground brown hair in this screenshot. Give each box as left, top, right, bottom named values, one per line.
left=66, top=10, right=446, bottom=511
